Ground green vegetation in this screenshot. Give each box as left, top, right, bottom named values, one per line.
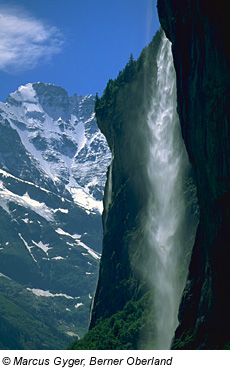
left=0, top=276, right=89, bottom=349
left=172, top=329, right=196, bottom=350
left=95, top=29, right=162, bottom=152
left=0, top=293, right=68, bottom=349
left=67, top=292, right=156, bottom=350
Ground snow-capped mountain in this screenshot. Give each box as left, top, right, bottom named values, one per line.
left=1, top=82, right=110, bottom=212
left=0, top=83, right=111, bottom=349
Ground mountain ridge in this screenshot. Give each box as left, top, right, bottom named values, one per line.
left=0, top=82, right=111, bottom=348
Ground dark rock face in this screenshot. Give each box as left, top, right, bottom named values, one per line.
left=88, top=31, right=163, bottom=341
left=158, top=0, right=230, bottom=349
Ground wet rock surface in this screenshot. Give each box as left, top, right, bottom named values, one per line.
left=158, top=0, right=230, bottom=349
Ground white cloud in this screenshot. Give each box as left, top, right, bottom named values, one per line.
left=0, top=6, right=64, bottom=72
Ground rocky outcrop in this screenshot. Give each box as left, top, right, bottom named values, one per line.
left=68, top=31, right=166, bottom=350
left=90, top=31, right=162, bottom=330
left=71, top=28, right=198, bottom=350
left=157, top=0, right=230, bottom=349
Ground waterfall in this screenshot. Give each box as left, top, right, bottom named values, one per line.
left=146, top=33, right=197, bottom=349
left=106, top=159, right=113, bottom=208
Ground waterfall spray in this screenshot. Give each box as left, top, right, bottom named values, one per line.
left=146, top=33, right=197, bottom=349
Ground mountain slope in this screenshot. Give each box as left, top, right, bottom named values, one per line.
left=0, top=83, right=111, bottom=349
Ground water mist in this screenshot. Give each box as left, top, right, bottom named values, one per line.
left=145, top=33, right=197, bottom=349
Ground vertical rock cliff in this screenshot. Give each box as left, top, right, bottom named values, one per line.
left=69, top=29, right=198, bottom=350
left=88, top=32, right=164, bottom=349
left=68, top=31, right=164, bottom=350
left=158, top=0, right=230, bottom=349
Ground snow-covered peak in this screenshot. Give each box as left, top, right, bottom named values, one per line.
left=5, top=83, right=37, bottom=108
left=32, top=82, right=70, bottom=121
left=6, top=82, right=70, bottom=121
left=8, top=83, right=37, bottom=104
left=0, top=82, right=111, bottom=215
left=7, top=82, right=68, bottom=102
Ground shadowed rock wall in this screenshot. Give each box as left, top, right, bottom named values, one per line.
left=158, top=0, right=230, bottom=349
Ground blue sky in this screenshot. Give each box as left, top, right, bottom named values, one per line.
left=0, top=0, right=160, bottom=102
